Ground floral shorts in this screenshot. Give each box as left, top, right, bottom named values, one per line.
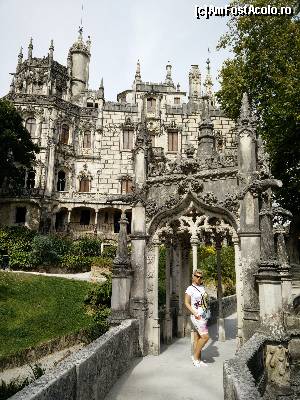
left=191, top=315, right=208, bottom=335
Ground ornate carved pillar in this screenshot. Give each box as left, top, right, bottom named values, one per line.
left=256, top=186, right=283, bottom=334
left=163, top=242, right=172, bottom=344
left=216, top=238, right=225, bottom=341
left=190, top=236, right=199, bottom=272
left=177, top=238, right=185, bottom=337
left=237, top=93, right=261, bottom=340
left=130, top=202, right=147, bottom=355
left=110, top=212, right=133, bottom=325
left=275, top=225, right=292, bottom=310
left=45, top=138, right=56, bottom=197
left=151, top=235, right=161, bottom=355
left=233, top=234, right=244, bottom=347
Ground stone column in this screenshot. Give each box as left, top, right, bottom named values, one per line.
left=130, top=202, right=147, bottom=355
left=164, top=243, right=172, bottom=344
left=45, top=138, right=56, bottom=196
left=256, top=188, right=283, bottom=333
left=110, top=212, right=133, bottom=325
left=216, top=239, right=225, bottom=341
left=237, top=93, right=261, bottom=340
left=94, top=210, right=99, bottom=234
left=182, top=241, right=192, bottom=336
left=177, top=239, right=185, bottom=337
left=152, top=236, right=161, bottom=355
left=190, top=237, right=199, bottom=272
left=233, top=234, right=244, bottom=347
left=276, top=225, right=292, bottom=310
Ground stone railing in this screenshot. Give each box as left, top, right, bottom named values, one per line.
left=223, top=332, right=266, bottom=400
left=209, top=294, right=237, bottom=324
left=0, top=187, right=45, bottom=198
left=10, top=319, right=140, bottom=400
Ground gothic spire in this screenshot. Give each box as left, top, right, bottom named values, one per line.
left=98, top=77, right=104, bottom=99
left=134, top=59, right=142, bottom=84
left=240, top=92, right=250, bottom=121
left=49, top=39, right=54, bottom=62
left=28, top=38, right=33, bottom=61
left=17, top=46, right=23, bottom=69
left=204, top=55, right=213, bottom=98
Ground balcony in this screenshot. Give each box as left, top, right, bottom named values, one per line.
left=0, top=187, right=45, bottom=198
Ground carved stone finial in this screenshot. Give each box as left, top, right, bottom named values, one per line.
left=86, top=35, right=91, bottom=50
left=113, top=212, right=130, bottom=268
left=49, top=39, right=54, bottom=62
left=240, top=92, right=250, bottom=121
left=165, top=62, right=174, bottom=86
left=204, top=56, right=213, bottom=98
left=28, top=37, right=33, bottom=60
left=134, top=59, right=142, bottom=84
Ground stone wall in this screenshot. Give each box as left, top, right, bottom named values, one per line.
left=223, top=332, right=266, bottom=400
left=209, top=294, right=237, bottom=324
left=10, top=319, right=140, bottom=400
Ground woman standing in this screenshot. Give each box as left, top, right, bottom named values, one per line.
left=184, top=269, right=210, bottom=367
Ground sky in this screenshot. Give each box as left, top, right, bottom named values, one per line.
left=0, top=0, right=232, bottom=101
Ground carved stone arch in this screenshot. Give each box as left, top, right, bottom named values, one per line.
left=148, top=191, right=238, bottom=237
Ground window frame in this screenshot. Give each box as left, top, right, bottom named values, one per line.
left=79, top=177, right=90, bottom=193
left=25, top=118, right=36, bottom=136
left=83, top=131, right=92, bottom=149
left=168, top=130, right=178, bottom=152
left=60, top=124, right=69, bottom=145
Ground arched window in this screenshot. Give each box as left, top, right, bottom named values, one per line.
left=57, top=170, right=66, bottom=191
left=26, top=169, right=35, bottom=189
left=147, top=97, right=156, bottom=113
left=25, top=118, right=36, bottom=136
left=83, top=131, right=91, bottom=148
left=121, top=178, right=133, bottom=194
left=60, top=124, right=69, bottom=144
left=79, top=177, right=90, bottom=192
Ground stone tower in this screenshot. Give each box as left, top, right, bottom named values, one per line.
left=68, top=28, right=91, bottom=97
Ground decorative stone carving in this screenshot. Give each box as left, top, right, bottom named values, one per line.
left=265, top=345, right=290, bottom=388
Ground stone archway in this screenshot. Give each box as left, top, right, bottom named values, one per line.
left=144, top=194, right=241, bottom=355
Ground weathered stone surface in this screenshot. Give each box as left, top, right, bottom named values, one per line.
left=10, top=319, right=139, bottom=400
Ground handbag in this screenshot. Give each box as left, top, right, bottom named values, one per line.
left=192, top=284, right=211, bottom=320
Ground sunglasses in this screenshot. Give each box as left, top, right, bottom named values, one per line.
left=194, top=274, right=202, bottom=278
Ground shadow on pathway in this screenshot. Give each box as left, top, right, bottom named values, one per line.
left=105, top=313, right=237, bottom=400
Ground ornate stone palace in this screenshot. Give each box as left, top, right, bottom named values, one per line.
left=1, top=30, right=235, bottom=242
left=2, top=30, right=300, bottom=386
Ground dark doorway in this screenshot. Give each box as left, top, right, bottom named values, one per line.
left=15, top=207, right=26, bottom=224
left=80, top=209, right=91, bottom=225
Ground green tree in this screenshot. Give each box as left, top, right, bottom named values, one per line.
left=217, top=0, right=300, bottom=242
left=0, top=99, right=39, bottom=186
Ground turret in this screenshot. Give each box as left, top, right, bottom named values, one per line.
left=188, top=65, right=201, bottom=101
left=68, top=27, right=91, bottom=97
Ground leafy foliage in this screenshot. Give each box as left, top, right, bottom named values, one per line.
left=83, top=277, right=112, bottom=337
left=84, top=275, right=112, bottom=309
left=61, top=254, right=92, bottom=272
left=101, top=245, right=117, bottom=259
left=70, top=237, right=102, bottom=257
left=0, top=99, right=39, bottom=187
left=217, top=0, right=300, bottom=216
left=90, top=256, right=113, bottom=270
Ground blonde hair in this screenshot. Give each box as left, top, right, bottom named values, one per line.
left=192, top=269, right=203, bottom=277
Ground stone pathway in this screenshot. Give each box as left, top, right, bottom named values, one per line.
left=105, top=314, right=237, bottom=400
left=7, top=270, right=94, bottom=281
